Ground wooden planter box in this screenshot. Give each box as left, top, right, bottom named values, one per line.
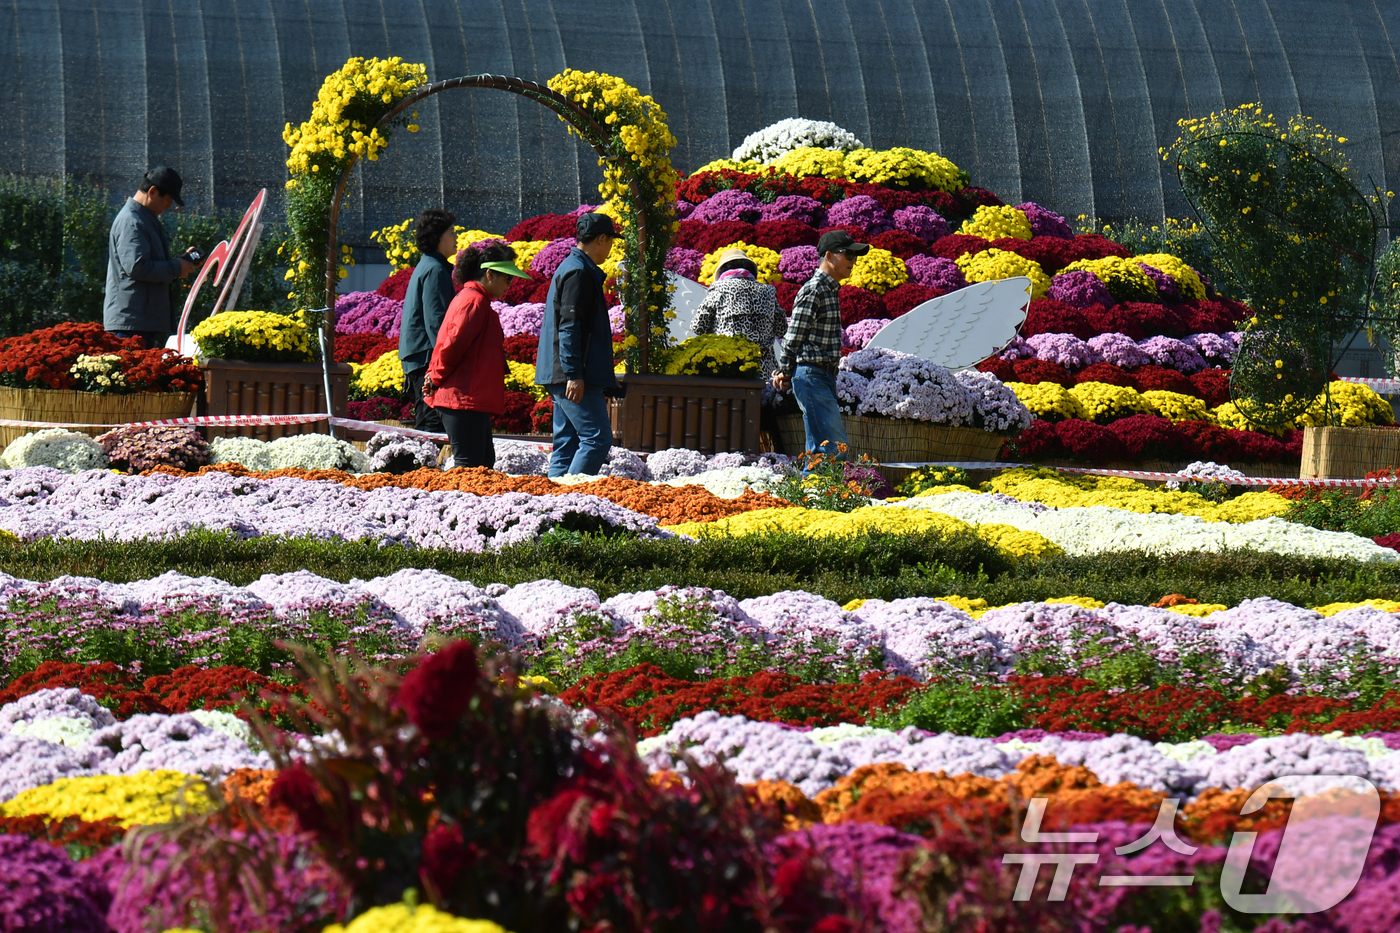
left=200, top=359, right=350, bottom=441
left=609, top=374, right=763, bottom=455
left=776, top=413, right=1006, bottom=464
left=0, top=387, right=198, bottom=448
left=1300, top=426, right=1400, bottom=479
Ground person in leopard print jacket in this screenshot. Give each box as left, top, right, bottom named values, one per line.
left=691, top=247, right=787, bottom=384
left=691, top=247, right=789, bottom=451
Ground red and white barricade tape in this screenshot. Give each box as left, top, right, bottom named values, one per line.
left=1339, top=376, right=1400, bottom=394
left=0, top=412, right=332, bottom=430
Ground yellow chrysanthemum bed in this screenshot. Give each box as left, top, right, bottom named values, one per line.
left=974, top=467, right=1290, bottom=523
left=666, top=506, right=1061, bottom=560
left=2, top=772, right=215, bottom=828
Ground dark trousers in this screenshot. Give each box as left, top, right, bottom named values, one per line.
left=108, top=330, right=164, bottom=349
left=438, top=407, right=496, bottom=469
left=403, top=366, right=445, bottom=433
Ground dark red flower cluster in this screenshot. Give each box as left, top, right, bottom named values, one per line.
left=867, top=229, right=928, bottom=259
left=817, top=223, right=871, bottom=245
left=775, top=282, right=800, bottom=313
left=559, top=664, right=922, bottom=737
left=505, top=212, right=581, bottom=243
left=675, top=219, right=757, bottom=254
left=1070, top=233, right=1132, bottom=260
left=501, top=269, right=551, bottom=305
left=530, top=395, right=554, bottom=434
left=0, top=661, right=301, bottom=720
left=493, top=390, right=536, bottom=434
left=1006, top=675, right=1400, bottom=742
left=1130, top=364, right=1196, bottom=395
left=395, top=640, right=481, bottom=740
left=0, top=814, right=126, bottom=853
left=504, top=333, right=538, bottom=365
left=1003, top=417, right=1301, bottom=465
left=752, top=219, right=819, bottom=251
left=332, top=333, right=398, bottom=364
left=375, top=267, right=413, bottom=301
left=987, top=236, right=1081, bottom=275
left=837, top=285, right=885, bottom=327
left=347, top=397, right=413, bottom=422
left=928, top=234, right=990, bottom=261
left=0, top=323, right=202, bottom=393
left=881, top=282, right=936, bottom=318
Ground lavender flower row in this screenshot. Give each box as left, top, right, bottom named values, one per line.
left=2, top=567, right=1396, bottom=695
left=999, top=331, right=1241, bottom=372
left=0, top=468, right=671, bottom=552
left=639, top=711, right=1400, bottom=798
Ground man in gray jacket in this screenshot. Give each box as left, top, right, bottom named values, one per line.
left=103, top=166, right=199, bottom=348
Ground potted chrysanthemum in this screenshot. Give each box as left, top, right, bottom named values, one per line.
left=613, top=334, right=766, bottom=455
left=775, top=347, right=1034, bottom=463
left=189, top=309, right=351, bottom=441
left=0, top=323, right=203, bottom=447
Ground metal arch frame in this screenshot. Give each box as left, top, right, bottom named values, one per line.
left=321, top=73, right=655, bottom=371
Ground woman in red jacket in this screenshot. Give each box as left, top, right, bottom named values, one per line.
left=423, top=243, right=530, bottom=468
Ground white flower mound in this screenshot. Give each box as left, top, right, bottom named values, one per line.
left=1, top=429, right=108, bottom=473
left=897, top=491, right=1399, bottom=562
left=731, top=118, right=865, bottom=164
left=662, top=466, right=782, bottom=499
left=209, top=434, right=369, bottom=473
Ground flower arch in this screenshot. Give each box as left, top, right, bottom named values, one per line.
left=283, top=60, right=678, bottom=372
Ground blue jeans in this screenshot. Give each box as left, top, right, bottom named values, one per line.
left=548, top=386, right=612, bottom=477
left=792, top=364, right=848, bottom=460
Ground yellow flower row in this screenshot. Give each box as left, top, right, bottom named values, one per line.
left=2, top=771, right=214, bottom=828
left=1005, top=380, right=1392, bottom=432
left=506, top=360, right=548, bottom=400
left=351, top=348, right=406, bottom=395
left=959, top=205, right=1033, bottom=241
left=322, top=902, right=514, bottom=933
left=698, top=241, right=782, bottom=285
left=190, top=310, right=315, bottom=358
left=845, top=247, right=909, bottom=295
left=697, top=145, right=968, bottom=194
left=956, top=249, right=1051, bottom=299
left=665, top=505, right=1061, bottom=560
left=962, top=467, right=1291, bottom=523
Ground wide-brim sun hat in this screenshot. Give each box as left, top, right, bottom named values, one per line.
left=714, top=247, right=758, bottom=277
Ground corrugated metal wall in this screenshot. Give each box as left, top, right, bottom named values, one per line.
left=3, top=0, right=1396, bottom=240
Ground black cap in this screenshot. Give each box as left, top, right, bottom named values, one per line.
left=143, top=165, right=184, bottom=207
left=817, top=230, right=869, bottom=258
left=576, top=212, right=617, bottom=240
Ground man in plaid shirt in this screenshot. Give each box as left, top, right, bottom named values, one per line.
left=773, top=230, right=869, bottom=460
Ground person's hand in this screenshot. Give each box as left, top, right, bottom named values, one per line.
left=178, top=258, right=198, bottom=278
left=565, top=379, right=585, bottom=403
left=772, top=372, right=791, bottom=392
left=422, top=377, right=436, bottom=395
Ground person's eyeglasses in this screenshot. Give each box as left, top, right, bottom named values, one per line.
left=841, top=250, right=861, bottom=260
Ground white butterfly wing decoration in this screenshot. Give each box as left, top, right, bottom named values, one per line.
left=865, top=277, right=1031, bottom=370
left=666, top=272, right=712, bottom=342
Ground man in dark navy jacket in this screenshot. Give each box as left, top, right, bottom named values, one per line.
left=535, top=212, right=618, bottom=477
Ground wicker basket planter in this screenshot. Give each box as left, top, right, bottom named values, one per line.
left=0, top=387, right=198, bottom=448
left=201, top=359, right=350, bottom=442
left=776, top=413, right=1007, bottom=463
left=1300, top=426, right=1400, bottom=479
left=609, top=374, right=763, bottom=455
